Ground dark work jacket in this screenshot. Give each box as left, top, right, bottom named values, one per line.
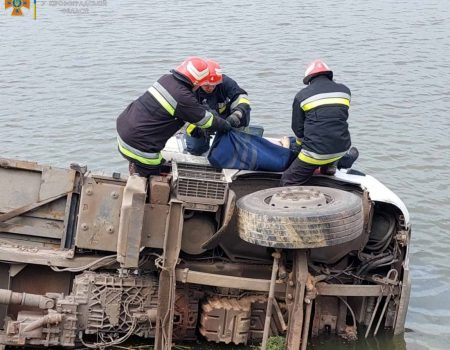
left=196, top=75, right=251, bottom=127
left=117, top=74, right=221, bottom=154
left=292, top=75, right=351, bottom=158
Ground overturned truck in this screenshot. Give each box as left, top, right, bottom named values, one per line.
left=0, top=155, right=411, bottom=349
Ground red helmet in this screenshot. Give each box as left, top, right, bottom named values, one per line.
left=303, top=59, right=333, bottom=85
left=205, top=59, right=223, bottom=85
left=174, top=57, right=210, bottom=86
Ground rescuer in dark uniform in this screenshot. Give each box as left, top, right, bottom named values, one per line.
left=281, top=59, right=352, bottom=186
left=185, top=59, right=251, bottom=156
left=116, top=57, right=231, bottom=177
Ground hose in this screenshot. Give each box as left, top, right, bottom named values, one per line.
left=49, top=254, right=117, bottom=272
left=79, top=317, right=137, bottom=349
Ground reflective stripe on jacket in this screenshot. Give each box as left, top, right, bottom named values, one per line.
left=292, top=75, right=351, bottom=165
left=117, top=135, right=162, bottom=165
left=117, top=74, right=220, bottom=166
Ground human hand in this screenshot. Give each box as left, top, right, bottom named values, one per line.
left=226, top=110, right=242, bottom=127
left=216, top=117, right=231, bottom=133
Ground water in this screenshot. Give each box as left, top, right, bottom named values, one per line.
left=1, top=0, right=450, bottom=349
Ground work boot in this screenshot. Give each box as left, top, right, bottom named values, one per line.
left=337, top=147, right=359, bottom=169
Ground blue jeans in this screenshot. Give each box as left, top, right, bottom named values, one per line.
left=185, top=133, right=210, bottom=156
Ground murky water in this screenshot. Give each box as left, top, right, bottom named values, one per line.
left=1, top=0, right=450, bottom=349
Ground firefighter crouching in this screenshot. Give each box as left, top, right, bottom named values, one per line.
left=116, top=57, right=232, bottom=177
left=185, top=59, right=251, bottom=156
left=281, top=59, right=352, bottom=186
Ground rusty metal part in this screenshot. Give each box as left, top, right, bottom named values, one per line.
left=75, top=177, right=124, bottom=252
left=340, top=325, right=358, bottom=341
left=394, top=262, right=411, bottom=335
left=261, top=250, right=280, bottom=350
left=173, top=285, right=203, bottom=341
left=365, top=294, right=383, bottom=338
left=200, top=296, right=266, bottom=345
left=175, top=268, right=286, bottom=293
left=0, top=289, right=54, bottom=309
left=72, top=272, right=159, bottom=338
left=364, top=269, right=400, bottom=338
left=22, top=313, right=62, bottom=332
left=155, top=200, right=184, bottom=350
left=3, top=299, right=78, bottom=347
left=300, top=301, right=313, bottom=350
left=116, top=175, right=147, bottom=268
left=180, top=260, right=273, bottom=280
left=0, top=242, right=114, bottom=268
left=299, top=274, right=319, bottom=350
left=286, top=250, right=308, bottom=350
left=150, top=175, right=171, bottom=204
left=316, top=283, right=397, bottom=296
left=373, top=270, right=398, bottom=336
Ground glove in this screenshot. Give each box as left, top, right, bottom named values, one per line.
left=226, top=110, right=242, bottom=128
left=214, top=117, right=232, bottom=133
left=190, top=127, right=206, bottom=139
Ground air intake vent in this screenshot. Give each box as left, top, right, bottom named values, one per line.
left=172, top=162, right=228, bottom=205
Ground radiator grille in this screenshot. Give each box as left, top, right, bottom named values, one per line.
left=173, top=162, right=228, bottom=205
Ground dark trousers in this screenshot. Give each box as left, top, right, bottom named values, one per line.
left=129, top=161, right=161, bottom=177
left=280, top=158, right=318, bottom=186
left=280, top=158, right=338, bottom=186
left=185, top=134, right=210, bottom=156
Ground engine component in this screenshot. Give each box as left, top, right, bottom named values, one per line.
left=2, top=294, right=78, bottom=347
left=199, top=296, right=275, bottom=345
left=0, top=289, right=54, bottom=309
left=181, top=214, right=216, bottom=255
left=72, top=272, right=159, bottom=338
left=173, top=285, right=203, bottom=340
left=200, top=296, right=252, bottom=345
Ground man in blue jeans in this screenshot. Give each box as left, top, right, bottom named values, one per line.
left=185, top=59, right=251, bottom=155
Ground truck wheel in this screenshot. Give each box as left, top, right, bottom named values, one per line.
left=237, top=186, right=364, bottom=249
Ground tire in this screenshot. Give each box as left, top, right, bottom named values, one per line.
left=236, top=186, right=364, bottom=249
